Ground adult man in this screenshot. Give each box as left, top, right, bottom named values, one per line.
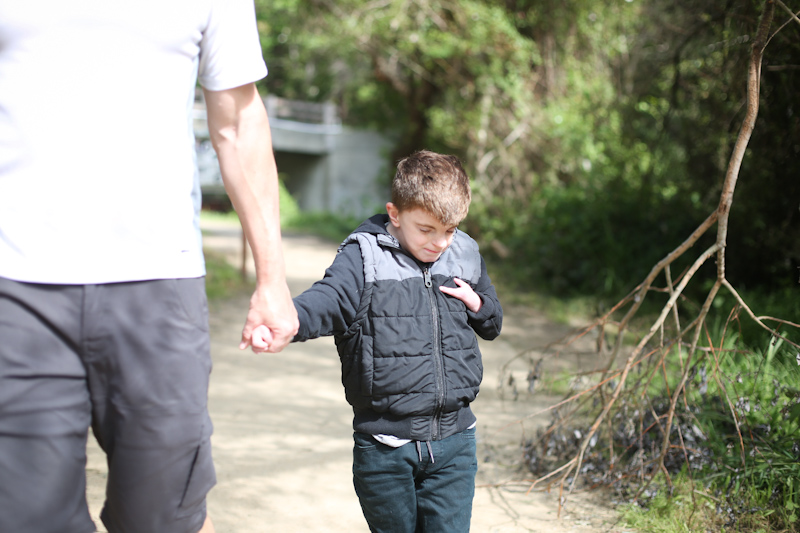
left=0, top=1, right=298, bottom=532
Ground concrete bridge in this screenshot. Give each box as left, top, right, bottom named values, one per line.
left=195, top=94, right=392, bottom=217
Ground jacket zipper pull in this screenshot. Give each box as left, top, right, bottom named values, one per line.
left=423, top=267, right=432, bottom=288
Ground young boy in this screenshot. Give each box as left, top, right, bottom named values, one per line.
left=291, top=150, right=503, bottom=532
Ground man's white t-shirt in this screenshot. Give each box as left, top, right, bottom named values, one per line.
left=0, top=0, right=267, bottom=284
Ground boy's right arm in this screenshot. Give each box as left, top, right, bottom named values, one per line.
left=293, top=243, right=364, bottom=341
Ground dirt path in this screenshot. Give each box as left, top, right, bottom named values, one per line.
left=85, top=219, right=626, bottom=532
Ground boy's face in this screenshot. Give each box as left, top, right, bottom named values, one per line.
left=385, top=203, right=457, bottom=263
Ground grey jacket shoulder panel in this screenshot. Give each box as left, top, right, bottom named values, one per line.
left=343, top=232, right=421, bottom=284
left=431, top=230, right=482, bottom=284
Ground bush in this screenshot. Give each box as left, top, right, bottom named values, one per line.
left=467, top=180, right=708, bottom=301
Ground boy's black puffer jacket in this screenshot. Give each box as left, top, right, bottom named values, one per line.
left=293, top=214, right=502, bottom=441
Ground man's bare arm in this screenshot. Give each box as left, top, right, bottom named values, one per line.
left=204, top=83, right=298, bottom=352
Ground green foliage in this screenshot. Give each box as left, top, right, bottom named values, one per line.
left=255, top=0, right=799, bottom=307
left=203, top=249, right=249, bottom=300
left=616, top=0, right=800, bottom=294
left=198, top=209, right=239, bottom=225
left=277, top=176, right=301, bottom=226
left=277, top=177, right=361, bottom=242
left=199, top=179, right=300, bottom=301
left=619, top=472, right=722, bottom=532
left=589, top=319, right=800, bottom=532
left=254, top=0, right=421, bottom=128
left=711, top=285, right=800, bottom=344
left=283, top=210, right=363, bottom=244
left=538, top=315, right=800, bottom=531
left=689, top=333, right=800, bottom=531
left=200, top=179, right=300, bottom=228
left=470, top=179, right=708, bottom=300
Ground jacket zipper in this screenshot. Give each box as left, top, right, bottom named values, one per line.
left=424, top=266, right=445, bottom=440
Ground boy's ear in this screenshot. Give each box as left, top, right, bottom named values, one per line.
left=386, top=202, right=401, bottom=227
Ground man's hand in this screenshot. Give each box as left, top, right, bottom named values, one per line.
left=239, top=283, right=299, bottom=353
left=439, top=277, right=482, bottom=313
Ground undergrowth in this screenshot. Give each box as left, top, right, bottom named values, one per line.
left=523, top=311, right=800, bottom=532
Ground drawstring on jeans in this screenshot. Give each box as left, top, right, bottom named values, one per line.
left=415, top=441, right=435, bottom=464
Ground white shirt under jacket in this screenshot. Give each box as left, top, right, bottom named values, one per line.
left=0, top=0, right=267, bottom=284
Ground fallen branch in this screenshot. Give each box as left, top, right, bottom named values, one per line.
left=523, top=0, right=800, bottom=515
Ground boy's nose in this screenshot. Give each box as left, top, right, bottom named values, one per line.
left=433, top=235, right=448, bottom=248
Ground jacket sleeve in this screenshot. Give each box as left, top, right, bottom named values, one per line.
left=467, top=255, right=503, bottom=340
left=292, top=243, right=364, bottom=342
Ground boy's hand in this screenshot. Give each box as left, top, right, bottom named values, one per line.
left=250, top=325, right=273, bottom=353
left=439, top=277, right=482, bottom=313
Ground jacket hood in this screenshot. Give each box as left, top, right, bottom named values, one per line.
left=338, top=214, right=398, bottom=255
left=353, top=214, right=392, bottom=237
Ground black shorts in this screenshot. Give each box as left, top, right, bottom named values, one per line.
left=0, top=276, right=216, bottom=533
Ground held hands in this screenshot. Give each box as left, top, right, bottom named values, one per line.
left=439, top=277, right=482, bottom=313
left=239, top=281, right=299, bottom=354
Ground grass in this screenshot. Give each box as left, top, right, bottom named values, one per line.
left=596, top=325, right=800, bottom=533
left=534, top=367, right=583, bottom=397
left=200, top=209, right=240, bottom=225
left=199, top=181, right=359, bottom=302
left=199, top=209, right=249, bottom=301
left=618, top=471, right=790, bottom=533
left=283, top=211, right=362, bottom=243
left=199, top=180, right=359, bottom=302
left=203, top=248, right=250, bottom=300
left=618, top=473, right=724, bottom=532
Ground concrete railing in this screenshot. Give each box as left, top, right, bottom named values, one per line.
left=264, top=95, right=339, bottom=126
left=192, top=92, right=341, bottom=137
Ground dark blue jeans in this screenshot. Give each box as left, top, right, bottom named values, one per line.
left=352, top=427, right=478, bottom=533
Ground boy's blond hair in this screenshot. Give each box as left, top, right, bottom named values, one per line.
left=391, top=150, right=471, bottom=227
